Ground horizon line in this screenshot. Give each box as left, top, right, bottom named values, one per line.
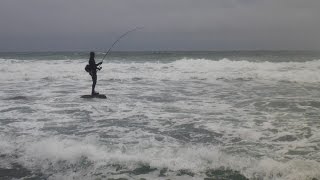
left=1, top=49, right=320, bottom=53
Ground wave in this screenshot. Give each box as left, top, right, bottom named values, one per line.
left=1, top=58, right=320, bottom=84
left=98, top=58, right=320, bottom=83
left=1, top=135, right=319, bottom=179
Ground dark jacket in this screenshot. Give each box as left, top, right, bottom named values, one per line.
left=89, top=58, right=101, bottom=74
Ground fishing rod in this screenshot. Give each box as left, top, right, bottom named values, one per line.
left=101, top=27, right=143, bottom=63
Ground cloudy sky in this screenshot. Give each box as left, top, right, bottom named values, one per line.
left=0, top=0, right=319, bottom=51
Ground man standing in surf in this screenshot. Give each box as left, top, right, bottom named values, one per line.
left=84, top=28, right=141, bottom=97
left=88, top=52, right=102, bottom=95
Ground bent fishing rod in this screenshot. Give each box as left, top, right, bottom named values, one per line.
left=100, top=27, right=143, bottom=63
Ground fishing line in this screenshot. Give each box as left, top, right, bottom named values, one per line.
left=101, top=27, right=143, bottom=63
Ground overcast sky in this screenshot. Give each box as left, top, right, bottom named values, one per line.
left=0, top=0, right=319, bottom=51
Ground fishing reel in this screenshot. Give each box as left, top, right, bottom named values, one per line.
left=97, top=65, right=102, bottom=71
left=97, top=61, right=103, bottom=71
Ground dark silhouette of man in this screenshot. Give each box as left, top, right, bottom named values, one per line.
left=88, top=52, right=102, bottom=95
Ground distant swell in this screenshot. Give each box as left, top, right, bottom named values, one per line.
left=3, top=96, right=29, bottom=101
left=1, top=58, right=320, bottom=83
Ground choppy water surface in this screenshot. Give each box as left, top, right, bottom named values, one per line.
left=1, top=51, right=320, bottom=180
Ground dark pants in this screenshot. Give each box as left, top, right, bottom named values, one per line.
left=91, top=73, right=97, bottom=94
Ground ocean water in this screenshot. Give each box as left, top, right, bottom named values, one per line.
left=1, top=51, right=320, bottom=180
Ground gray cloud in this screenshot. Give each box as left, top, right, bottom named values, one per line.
left=0, top=0, right=319, bottom=51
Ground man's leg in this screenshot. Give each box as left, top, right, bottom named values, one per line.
left=91, top=73, right=97, bottom=95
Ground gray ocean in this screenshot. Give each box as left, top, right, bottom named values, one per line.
left=1, top=51, right=320, bottom=180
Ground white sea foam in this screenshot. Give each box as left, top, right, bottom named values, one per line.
left=0, top=136, right=314, bottom=179
left=1, top=57, right=320, bottom=179
left=1, top=58, right=320, bottom=83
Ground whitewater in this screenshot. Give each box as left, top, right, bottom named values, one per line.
left=0, top=51, right=320, bottom=180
